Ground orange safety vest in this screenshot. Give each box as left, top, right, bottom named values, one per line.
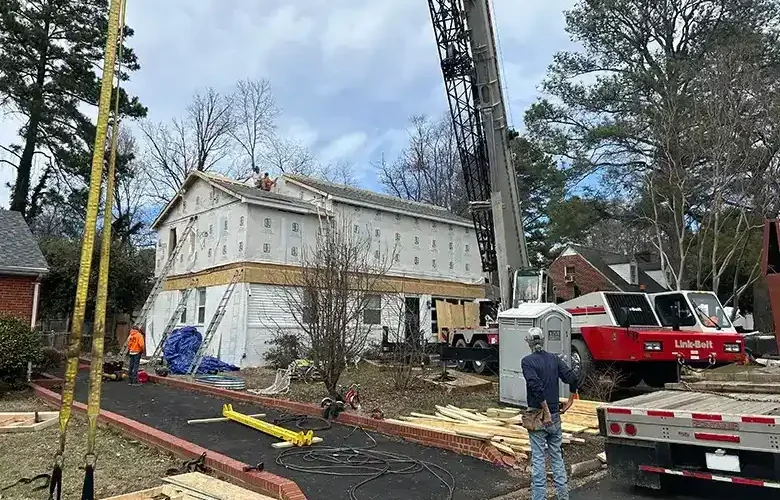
left=127, top=329, right=145, bottom=354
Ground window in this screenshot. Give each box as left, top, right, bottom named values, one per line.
left=355, top=206, right=361, bottom=212
left=448, top=241, right=453, bottom=250
left=263, top=243, right=271, bottom=253
left=432, top=259, right=437, bottom=269
left=432, top=239, right=437, bottom=248
left=238, top=242, right=244, bottom=252
left=655, top=293, right=696, bottom=327
left=209, top=224, right=214, bottom=236
left=196, top=195, right=201, bottom=206
left=564, top=265, right=576, bottom=276
left=395, top=214, right=401, bottom=221
left=291, top=247, right=299, bottom=257
left=354, top=224, right=359, bottom=233
left=465, top=244, right=470, bottom=253
left=179, top=290, right=188, bottom=323
left=303, top=290, right=317, bottom=324
left=197, top=288, right=207, bottom=324
left=239, top=216, right=245, bottom=227
left=363, top=295, right=381, bottom=325
left=182, top=200, right=187, bottom=211
left=466, top=263, right=470, bottom=272
left=264, top=218, right=271, bottom=228
left=375, top=210, right=381, bottom=218
left=448, top=224, right=453, bottom=231
left=449, top=261, right=454, bottom=270
left=168, top=228, right=177, bottom=256
left=223, top=219, right=228, bottom=231
left=395, top=233, right=400, bottom=241
left=292, top=222, right=300, bottom=232
left=375, top=229, right=381, bottom=237
left=414, top=236, right=420, bottom=245
left=222, top=245, right=227, bottom=255
left=414, top=256, right=419, bottom=265
left=374, top=250, right=380, bottom=259
left=179, top=253, right=183, bottom=263
left=432, top=222, right=437, bottom=229
left=208, top=249, right=212, bottom=258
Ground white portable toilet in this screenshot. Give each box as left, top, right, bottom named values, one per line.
left=498, top=303, right=573, bottom=407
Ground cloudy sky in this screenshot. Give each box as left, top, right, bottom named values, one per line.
left=0, top=0, right=577, bottom=209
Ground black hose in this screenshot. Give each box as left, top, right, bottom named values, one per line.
left=273, top=414, right=332, bottom=431
left=276, top=427, right=455, bottom=500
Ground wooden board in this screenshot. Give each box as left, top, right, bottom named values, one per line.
left=163, top=472, right=277, bottom=500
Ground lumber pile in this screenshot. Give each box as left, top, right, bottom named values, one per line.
left=387, top=400, right=601, bottom=463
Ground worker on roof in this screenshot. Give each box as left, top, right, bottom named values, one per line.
left=126, top=325, right=145, bottom=386
left=258, top=172, right=276, bottom=191
left=521, top=327, right=578, bottom=500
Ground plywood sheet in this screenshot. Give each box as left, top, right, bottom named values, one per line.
left=464, top=302, right=479, bottom=328
left=163, top=472, right=277, bottom=500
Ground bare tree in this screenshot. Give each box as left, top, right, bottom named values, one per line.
left=280, top=217, right=397, bottom=396
left=318, top=160, right=358, bottom=187
left=229, top=78, right=279, bottom=177
left=140, top=88, right=234, bottom=203
left=377, top=114, right=466, bottom=214
left=260, top=135, right=316, bottom=177
left=112, top=128, right=152, bottom=246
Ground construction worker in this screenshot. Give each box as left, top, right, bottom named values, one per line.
left=260, top=172, right=276, bottom=191
left=521, top=327, right=578, bottom=500
left=126, top=325, right=145, bottom=386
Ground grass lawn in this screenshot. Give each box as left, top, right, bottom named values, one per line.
left=0, top=391, right=180, bottom=500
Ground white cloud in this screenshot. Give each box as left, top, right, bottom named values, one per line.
left=319, top=132, right=368, bottom=164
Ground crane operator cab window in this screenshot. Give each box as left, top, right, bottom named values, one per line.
left=512, top=270, right=554, bottom=306
left=654, top=293, right=696, bottom=328
left=687, top=292, right=731, bottom=330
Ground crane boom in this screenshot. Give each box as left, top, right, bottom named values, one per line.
left=427, top=0, right=530, bottom=309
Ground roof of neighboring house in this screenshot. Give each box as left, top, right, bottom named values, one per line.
left=283, top=174, right=473, bottom=225
left=151, top=171, right=321, bottom=230
left=0, top=209, right=49, bottom=275
left=566, top=244, right=667, bottom=293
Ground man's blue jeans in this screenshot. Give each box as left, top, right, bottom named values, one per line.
left=529, top=412, right=568, bottom=500
left=128, top=353, right=141, bottom=384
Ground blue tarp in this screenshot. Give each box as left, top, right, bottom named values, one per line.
left=163, top=326, right=240, bottom=375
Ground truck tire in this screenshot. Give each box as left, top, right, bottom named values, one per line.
left=471, top=339, right=493, bottom=374
left=571, top=339, right=592, bottom=386
left=455, top=338, right=471, bottom=372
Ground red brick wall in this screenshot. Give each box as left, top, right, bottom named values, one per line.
left=0, top=275, right=35, bottom=323
left=549, top=254, right=618, bottom=302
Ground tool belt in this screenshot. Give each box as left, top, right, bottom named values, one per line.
left=521, top=408, right=545, bottom=431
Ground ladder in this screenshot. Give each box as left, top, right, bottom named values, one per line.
left=188, top=269, right=242, bottom=375
left=120, top=216, right=198, bottom=356
left=147, top=278, right=198, bottom=366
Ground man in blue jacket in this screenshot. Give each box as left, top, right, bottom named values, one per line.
left=521, top=327, right=579, bottom=500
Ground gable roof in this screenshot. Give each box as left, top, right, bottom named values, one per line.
left=283, top=174, right=473, bottom=226
left=151, top=171, right=322, bottom=230
left=0, top=210, right=49, bottom=275
left=567, top=244, right=666, bottom=293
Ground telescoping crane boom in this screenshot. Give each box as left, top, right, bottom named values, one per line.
left=426, top=0, right=552, bottom=311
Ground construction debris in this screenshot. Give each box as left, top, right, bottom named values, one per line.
left=388, top=400, right=602, bottom=462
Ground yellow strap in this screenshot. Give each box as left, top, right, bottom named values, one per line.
left=55, top=0, right=124, bottom=459
left=85, top=0, right=128, bottom=457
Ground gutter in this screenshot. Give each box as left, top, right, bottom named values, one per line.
left=0, top=265, right=49, bottom=277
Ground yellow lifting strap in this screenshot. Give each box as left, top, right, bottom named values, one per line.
left=222, top=404, right=317, bottom=447
left=49, top=1, right=126, bottom=499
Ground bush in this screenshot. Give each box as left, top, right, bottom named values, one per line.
left=264, top=331, right=304, bottom=369
left=39, top=347, right=65, bottom=371
left=0, top=316, right=43, bottom=386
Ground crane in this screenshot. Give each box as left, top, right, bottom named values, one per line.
left=426, top=0, right=553, bottom=311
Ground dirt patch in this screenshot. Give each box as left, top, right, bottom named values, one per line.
left=237, top=362, right=500, bottom=419
left=0, top=391, right=180, bottom=500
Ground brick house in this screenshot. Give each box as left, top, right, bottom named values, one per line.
left=0, top=209, right=48, bottom=326
left=549, top=244, right=668, bottom=302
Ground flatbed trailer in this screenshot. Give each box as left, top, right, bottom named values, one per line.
left=599, top=390, right=780, bottom=490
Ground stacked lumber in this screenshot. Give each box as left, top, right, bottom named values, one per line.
left=386, top=402, right=598, bottom=463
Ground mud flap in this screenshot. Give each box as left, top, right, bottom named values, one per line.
left=605, top=438, right=662, bottom=489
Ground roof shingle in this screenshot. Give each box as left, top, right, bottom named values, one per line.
left=0, top=209, right=48, bottom=273
left=569, top=244, right=666, bottom=293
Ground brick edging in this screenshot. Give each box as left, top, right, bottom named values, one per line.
left=30, top=383, right=307, bottom=500
left=149, top=374, right=508, bottom=466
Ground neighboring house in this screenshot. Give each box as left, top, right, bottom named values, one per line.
left=0, top=209, right=49, bottom=326
left=549, top=244, right=668, bottom=302
left=148, top=171, right=484, bottom=367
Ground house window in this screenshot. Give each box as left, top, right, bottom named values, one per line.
left=222, top=245, right=227, bottom=255
left=208, top=249, right=212, bottom=258
left=395, top=233, right=401, bottom=242
left=375, top=229, right=381, bottom=237
left=374, top=250, right=380, bottom=259
left=448, top=241, right=453, bottom=250
left=363, top=295, right=381, bottom=325
left=196, top=196, right=201, bottom=206
left=449, top=261, right=454, bottom=270
left=414, top=236, right=420, bottom=245
left=354, top=224, right=359, bottom=233
left=432, top=222, right=437, bottom=229
left=238, top=242, right=244, bottom=252
left=182, top=200, right=187, bottom=211
left=209, top=224, right=214, bottom=236
left=223, top=219, right=228, bottom=230
left=375, top=210, right=381, bottom=218
left=432, top=239, right=437, bottom=248
left=197, top=288, right=207, bottom=324
left=239, top=216, right=245, bottom=227
left=291, top=247, right=299, bottom=257
left=465, top=244, right=470, bottom=253
left=303, top=290, right=317, bottom=324
left=466, top=263, right=470, bottom=272
left=292, top=222, right=300, bottom=232
left=168, top=228, right=177, bottom=256
left=395, top=214, right=401, bottom=221
left=179, top=290, right=188, bottom=323
left=264, top=218, right=271, bottom=228
left=263, top=243, right=271, bottom=253
left=448, top=225, right=453, bottom=231
left=432, top=259, right=437, bottom=269
left=414, top=256, right=419, bottom=265
left=179, top=253, right=183, bottom=263
left=564, top=265, right=576, bottom=276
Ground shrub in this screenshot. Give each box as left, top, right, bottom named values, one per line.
left=39, top=347, right=65, bottom=371
left=0, top=316, right=43, bottom=386
left=264, top=331, right=304, bottom=369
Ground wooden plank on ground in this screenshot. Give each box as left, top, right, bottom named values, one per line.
left=163, top=472, right=277, bottom=500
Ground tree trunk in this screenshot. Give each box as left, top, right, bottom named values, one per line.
left=10, top=19, right=50, bottom=216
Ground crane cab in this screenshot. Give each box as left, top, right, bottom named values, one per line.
left=512, top=268, right=555, bottom=307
